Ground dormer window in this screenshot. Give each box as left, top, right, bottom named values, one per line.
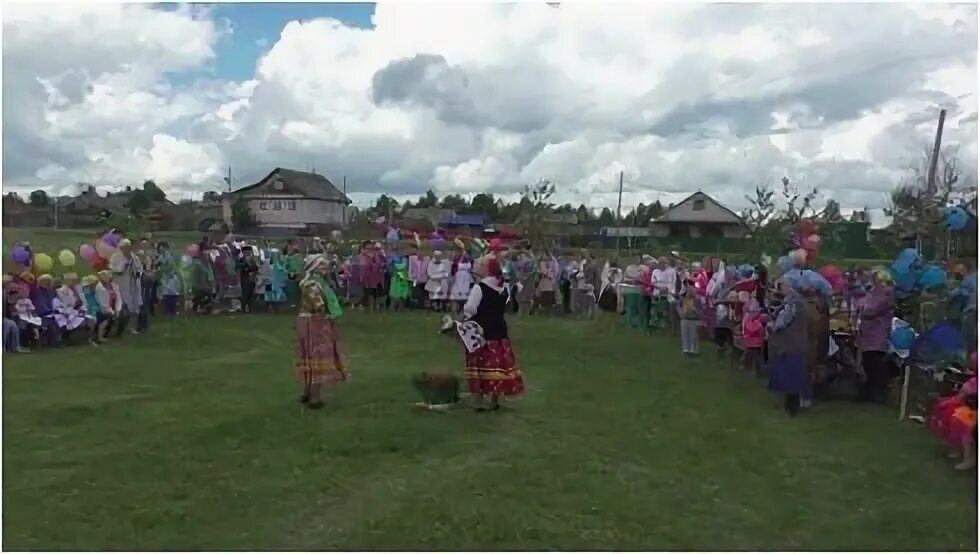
left=693, top=198, right=706, bottom=211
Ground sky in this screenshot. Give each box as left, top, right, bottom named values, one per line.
left=2, top=2, right=977, bottom=219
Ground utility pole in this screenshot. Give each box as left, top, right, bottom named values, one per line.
left=925, top=109, right=946, bottom=255
left=224, top=166, right=232, bottom=192
left=615, top=170, right=624, bottom=254
left=53, top=195, right=59, bottom=231
left=342, top=176, right=347, bottom=227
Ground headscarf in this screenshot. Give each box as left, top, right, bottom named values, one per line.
left=301, top=255, right=342, bottom=318
left=97, top=270, right=113, bottom=282
left=81, top=275, right=98, bottom=287
left=37, top=274, right=54, bottom=287
left=872, top=267, right=893, bottom=287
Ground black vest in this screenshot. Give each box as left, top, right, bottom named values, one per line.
left=473, top=282, right=508, bottom=341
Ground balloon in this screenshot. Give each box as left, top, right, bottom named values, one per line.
left=19, top=271, right=34, bottom=283
left=185, top=244, right=200, bottom=257
left=818, top=264, right=845, bottom=293
left=58, top=249, right=76, bottom=268
left=95, top=239, right=115, bottom=260
left=804, top=234, right=821, bottom=250
left=11, top=245, right=30, bottom=266
left=892, top=248, right=921, bottom=275
left=943, top=206, right=968, bottom=232
left=32, top=253, right=53, bottom=273
left=917, top=265, right=947, bottom=289
left=102, top=231, right=121, bottom=248
left=79, top=244, right=96, bottom=261
left=91, top=255, right=108, bottom=271
left=890, top=326, right=916, bottom=351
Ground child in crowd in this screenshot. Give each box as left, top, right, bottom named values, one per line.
left=426, top=251, right=451, bottom=312
left=714, top=291, right=736, bottom=361
left=678, top=280, right=701, bottom=356
left=32, top=274, right=65, bottom=346
left=741, top=304, right=767, bottom=376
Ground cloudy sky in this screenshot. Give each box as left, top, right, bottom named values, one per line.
left=3, top=2, right=977, bottom=216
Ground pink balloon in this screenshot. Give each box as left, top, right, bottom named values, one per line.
left=185, top=244, right=200, bottom=257
left=805, top=234, right=821, bottom=250
left=79, top=244, right=96, bottom=261
left=95, top=239, right=115, bottom=260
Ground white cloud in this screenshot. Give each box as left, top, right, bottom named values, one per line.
left=3, top=2, right=977, bottom=214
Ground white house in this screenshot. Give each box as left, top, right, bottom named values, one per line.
left=223, top=167, right=351, bottom=233
left=650, top=191, right=746, bottom=239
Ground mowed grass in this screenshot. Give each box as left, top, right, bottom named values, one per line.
left=2, top=311, right=977, bottom=551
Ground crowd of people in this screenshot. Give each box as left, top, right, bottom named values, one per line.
left=3, top=229, right=977, bottom=469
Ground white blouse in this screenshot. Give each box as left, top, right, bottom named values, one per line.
left=463, top=277, right=505, bottom=318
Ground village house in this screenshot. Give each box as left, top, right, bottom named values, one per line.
left=222, top=167, right=351, bottom=234
left=649, top=191, right=746, bottom=239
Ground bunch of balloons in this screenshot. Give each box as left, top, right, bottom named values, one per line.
left=943, top=205, right=969, bottom=232
left=76, top=229, right=122, bottom=271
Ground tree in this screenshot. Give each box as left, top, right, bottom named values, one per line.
left=598, top=207, right=615, bottom=225
left=439, top=194, right=468, bottom=211
left=469, top=193, right=498, bottom=219
left=576, top=204, right=593, bottom=224
left=142, top=180, right=166, bottom=202
left=202, top=191, right=221, bottom=203
left=886, top=147, right=965, bottom=256
left=742, top=184, right=777, bottom=258
left=516, top=180, right=556, bottom=247
left=230, top=195, right=256, bottom=231
left=370, top=194, right=400, bottom=219
left=821, top=199, right=843, bottom=223
left=778, top=176, right=820, bottom=224
left=648, top=200, right=665, bottom=220
left=416, top=190, right=439, bottom=208
left=29, top=190, right=50, bottom=207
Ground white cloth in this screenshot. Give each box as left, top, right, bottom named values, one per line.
left=454, top=319, right=486, bottom=353
left=463, top=277, right=504, bottom=317
left=426, top=260, right=451, bottom=300
left=15, top=299, right=41, bottom=326
left=51, top=297, right=87, bottom=331
left=449, top=261, right=474, bottom=301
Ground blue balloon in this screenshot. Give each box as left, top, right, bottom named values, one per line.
left=943, top=206, right=969, bottom=232
left=916, top=265, right=947, bottom=289
left=892, top=248, right=921, bottom=275
left=890, top=326, right=916, bottom=351
left=801, top=269, right=833, bottom=296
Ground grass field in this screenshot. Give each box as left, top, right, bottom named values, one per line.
left=2, top=311, right=977, bottom=551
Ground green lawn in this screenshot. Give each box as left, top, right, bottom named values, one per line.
left=2, top=311, right=976, bottom=551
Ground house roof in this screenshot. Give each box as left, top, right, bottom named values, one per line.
left=228, top=167, right=350, bottom=204
left=653, top=191, right=743, bottom=224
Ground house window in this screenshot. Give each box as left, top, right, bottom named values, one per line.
left=259, top=202, right=268, bottom=210
left=288, top=201, right=297, bottom=211
left=693, top=199, right=706, bottom=211
left=273, top=201, right=283, bottom=210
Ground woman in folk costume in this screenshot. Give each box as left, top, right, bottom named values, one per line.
left=31, top=274, right=67, bottom=346
left=109, top=239, right=145, bottom=333
left=294, top=255, right=348, bottom=410
left=95, top=269, right=128, bottom=340
left=767, top=280, right=810, bottom=415
left=56, top=273, right=97, bottom=345
left=426, top=250, right=452, bottom=312
left=462, top=255, right=525, bottom=411
left=388, top=254, right=411, bottom=311
left=534, top=253, right=558, bottom=314
left=449, top=252, right=474, bottom=312
left=855, top=269, right=895, bottom=404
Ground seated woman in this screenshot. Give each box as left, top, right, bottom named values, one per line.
left=930, top=352, right=978, bottom=470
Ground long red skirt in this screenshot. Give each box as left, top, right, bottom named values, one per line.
left=294, top=315, right=347, bottom=386
left=930, top=396, right=977, bottom=447
left=464, top=338, right=524, bottom=397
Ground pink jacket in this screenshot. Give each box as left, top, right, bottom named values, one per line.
left=742, top=313, right=766, bottom=349
left=408, top=255, right=429, bottom=284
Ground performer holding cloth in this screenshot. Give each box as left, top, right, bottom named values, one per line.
left=461, top=255, right=525, bottom=411
left=294, top=255, right=348, bottom=410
